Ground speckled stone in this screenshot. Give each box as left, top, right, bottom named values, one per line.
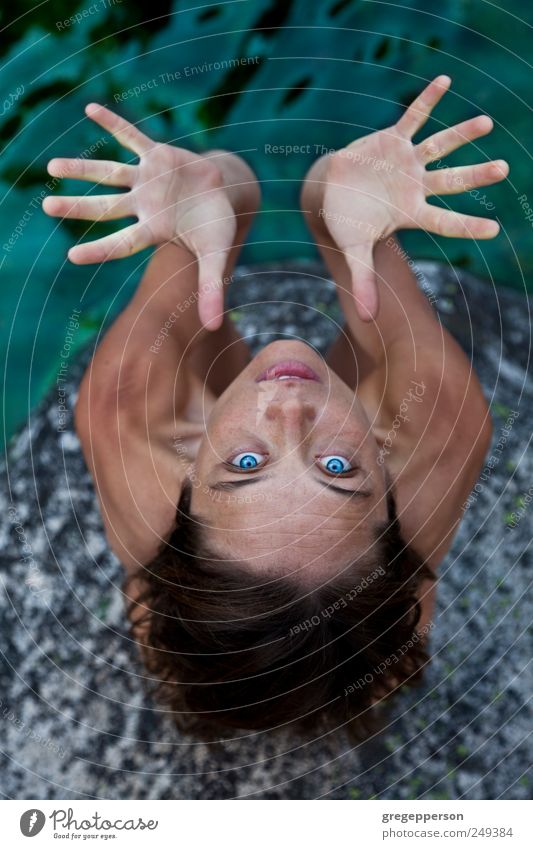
left=0, top=261, right=531, bottom=800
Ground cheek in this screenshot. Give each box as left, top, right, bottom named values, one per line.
left=205, top=389, right=254, bottom=431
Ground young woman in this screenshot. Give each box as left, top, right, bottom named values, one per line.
left=44, top=76, right=505, bottom=738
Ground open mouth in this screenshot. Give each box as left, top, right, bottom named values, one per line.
left=255, top=360, right=321, bottom=382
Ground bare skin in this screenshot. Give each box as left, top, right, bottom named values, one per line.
left=44, top=77, right=503, bottom=638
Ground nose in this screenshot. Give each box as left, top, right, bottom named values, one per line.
left=264, top=395, right=317, bottom=428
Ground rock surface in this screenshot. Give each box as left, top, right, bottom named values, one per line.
left=0, top=261, right=531, bottom=800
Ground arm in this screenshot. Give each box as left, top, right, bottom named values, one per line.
left=301, top=78, right=502, bottom=570
left=74, top=241, right=207, bottom=569
left=44, top=106, right=259, bottom=568
left=308, top=220, right=492, bottom=569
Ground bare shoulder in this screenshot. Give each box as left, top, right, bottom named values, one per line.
left=383, top=362, right=493, bottom=570
left=75, top=361, right=211, bottom=573
left=76, top=409, right=187, bottom=571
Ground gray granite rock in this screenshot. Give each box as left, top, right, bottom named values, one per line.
left=0, top=261, right=531, bottom=800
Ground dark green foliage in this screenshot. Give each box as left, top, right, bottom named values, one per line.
left=0, top=0, right=529, bottom=444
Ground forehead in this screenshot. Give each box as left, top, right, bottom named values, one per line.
left=201, top=513, right=381, bottom=582
left=191, top=481, right=384, bottom=566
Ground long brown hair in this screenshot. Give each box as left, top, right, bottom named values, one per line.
left=124, top=482, right=435, bottom=740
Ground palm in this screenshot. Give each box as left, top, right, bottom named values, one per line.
left=132, top=143, right=236, bottom=262
left=43, top=103, right=237, bottom=329
left=324, top=126, right=426, bottom=247
left=320, top=76, right=507, bottom=319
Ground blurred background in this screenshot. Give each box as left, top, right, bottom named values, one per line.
left=1, top=0, right=530, bottom=446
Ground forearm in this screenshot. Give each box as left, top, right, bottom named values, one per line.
left=76, top=151, right=258, bottom=425
left=301, top=155, right=491, bottom=438
left=75, top=242, right=202, bottom=436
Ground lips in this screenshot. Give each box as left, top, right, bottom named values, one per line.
left=255, top=359, right=321, bottom=382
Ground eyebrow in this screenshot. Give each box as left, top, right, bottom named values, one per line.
left=209, top=474, right=372, bottom=498
left=209, top=477, right=267, bottom=492
left=315, top=478, right=372, bottom=498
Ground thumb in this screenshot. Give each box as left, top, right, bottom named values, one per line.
left=196, top=251, right=230, bottom=331
left=344, top=243, right=379, bottom=321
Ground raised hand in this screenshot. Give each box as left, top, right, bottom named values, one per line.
left=319, top=75, right=508, bottom=320
left=43, top=104, right=238, bottom=329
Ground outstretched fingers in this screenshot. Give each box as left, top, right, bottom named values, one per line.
left=418, top=114, right=494, bottom=164
left=85, top=103, right=153, bottom=157
left=47, top=157, right=136, bottom=188
left=420, top=203, right=500, bottom=239
left=67, top=222, right=153, bottom=264
left=395, top=75, right=451, bottom=139
left=424, top=159, right=509, bottom=196
left=43, top=192, right=133, bottom=221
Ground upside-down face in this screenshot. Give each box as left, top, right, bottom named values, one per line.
left=189, top=340, right=388, bottom=584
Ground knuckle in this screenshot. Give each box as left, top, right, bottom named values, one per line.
left=116, top=164, right=129, bottom=185
left=446, top=168, right=458, bottom=189
left=421, top=140, right=436, bottom=159
left=124, top=231, right=136, bottom=254
left=437, top=210, right=448, bottom=233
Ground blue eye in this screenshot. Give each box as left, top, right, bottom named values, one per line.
left=319, top=455, right=353, bottom=475
left=229, top=452, right=266, bottom=470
